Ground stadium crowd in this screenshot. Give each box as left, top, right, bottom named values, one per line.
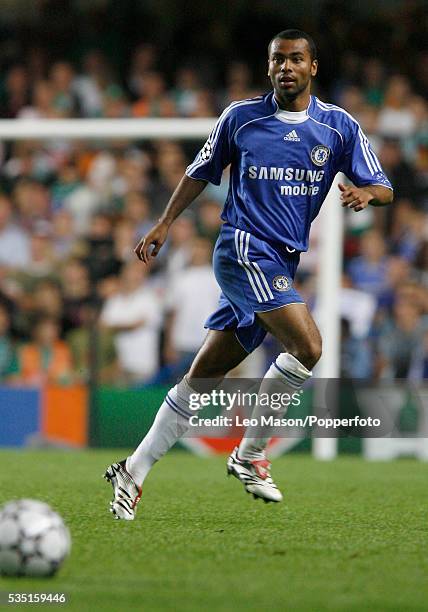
left=0, top=2, right=427, bottom=385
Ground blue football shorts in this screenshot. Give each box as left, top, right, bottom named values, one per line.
left=205, top=223, right=305, bottom=353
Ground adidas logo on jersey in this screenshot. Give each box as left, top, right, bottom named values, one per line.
left=284, top=130, right=300, bottom=142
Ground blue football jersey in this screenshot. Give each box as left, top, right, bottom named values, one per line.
left=186, top=92, right=393, bottom=252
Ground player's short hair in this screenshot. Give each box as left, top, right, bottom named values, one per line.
left=268, top=29, right=317, bottom=61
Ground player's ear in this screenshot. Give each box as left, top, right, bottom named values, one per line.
left=311, top=59, right=318, bottom=77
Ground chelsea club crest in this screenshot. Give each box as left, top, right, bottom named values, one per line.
left=311, top=145, right=330, bottom=166
left=272, top=275, right=290, bottom=292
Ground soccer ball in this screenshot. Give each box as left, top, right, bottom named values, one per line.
left=0, top=499, right=71, bottom=577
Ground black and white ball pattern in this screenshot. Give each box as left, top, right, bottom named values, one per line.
left=0, top=499, right=71, bottom=577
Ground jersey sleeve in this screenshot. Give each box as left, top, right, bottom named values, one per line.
left=185, top=105, right=235, bottom=185
left=339, top=120, right=393, bottom=190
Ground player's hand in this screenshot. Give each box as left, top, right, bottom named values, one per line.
left=338, top=183, right=372, bottom=212
left=134, top=220, right=170, bottom=263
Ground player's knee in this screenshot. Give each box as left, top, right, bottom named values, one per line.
left=306, top=337, right=322, bottom=369
left=187, top=360, right=230, bottom=381
left=295, top=336, right=322, bottom=370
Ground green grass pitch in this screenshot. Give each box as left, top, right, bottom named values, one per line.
left=0, top=450, right=427, bottom=611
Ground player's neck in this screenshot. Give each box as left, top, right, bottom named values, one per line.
left=274, top=90, right=311, bottom=112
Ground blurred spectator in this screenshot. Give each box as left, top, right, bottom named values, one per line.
left=173, top=67, right=202, bottom=116
left=410, top=329, right=428, bottom=380
left=0, top=194, right=30, bottom=269
left=127, top=43, right=157, bottom=99
left=390, top=200, right=426, bottom=262
left=25, top=222, right=56, bottom=280
left=164, top=215, right=196, bottom=280
left=100, top=261, right=162, bottom=383
left=12, top=179, right=51, bottom=231
left=221, top=61, right=257, bottom=106
left=378, top=140, right=418, bottom=204
left=60, top=259, right=92, bottom=333
left=196, top=199, right=223, bottom=243
left=113, top=219, right=137, bottom=264
left=49, top=61, right=79, bottom=118
left=378, top=256, right=412, bottom=311
left=96, top=275, right=120, bottom=303
left=0, top=303, right=18, bottom=381
left=32, top=280, right=64, bottom=322
left=347, top=230, right=389, bottom=301
left=80, top=213, right=121, bottom=283
left=340, top=318, right=373, bottom=379
left=7, top=222, right=58, bottom=298
left=13, top=278, right=65, bottom=343
left=157, top=145, right=187, bottom=187
left=15, top=315, right=73, bottom=385
left=103, top=86, right=129, bottom=119
left=25, top=46, right=48, bottom=84
left=377, top=76, right=417, bottom=139
left=361, top=58, right=385, bottom=108
left=113, top=149, right=151, bottom=198
left=414, top=240, right=428, bottom=286
left=51, top=209, right=76, bottom=259
left=73, top=49, right=116, bottom=118
left=339, top=274, right=376, bottom=339
left=18, top=80, right=55, bottom=119
left=132, top=71, right=176, bottom=118
left=189, top=89, right=217, bottom=117
left=67, top=302, right=117, bottom=384
left=338, top=85, right=365, bottom=122
left=63, top=179, right=102, bottom=236
left=2, top=141, right=56, bottom=182
left=377, top=299, right=426, bottom=379
left=0, top=65, right=29, bottom=118
left=162, top=238, right=219, bottom=379
left=122, top=191, right=154, bottom=239
left=51, top=162, right=82, bottom=211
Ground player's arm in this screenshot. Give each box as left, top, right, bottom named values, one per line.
left=339, top=118, right=394, bottom=212
left=338, top=183, right=393, bottom=212
left=134, top=175, right=207, bottom=263
left=135, top=102, right=234, bottom=263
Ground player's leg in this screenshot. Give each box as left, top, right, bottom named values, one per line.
left=228, top=303, right=320, bottom=503
left=187, top=329, right=249, bottom=381
left=237, top=302, right=321, bottom=463
left=105, top=329, right=248, bottom=519
left=258, top=301, right=322, bottom=369
left=127, top=328, right=248, bottom=480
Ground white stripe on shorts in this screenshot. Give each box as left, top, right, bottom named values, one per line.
left=235, top=230, right=264, bottom=302
left=234, top=229, right=274, bottom=302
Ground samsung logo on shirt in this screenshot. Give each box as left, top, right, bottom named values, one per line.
left=248, top=166, right=325, bottom=182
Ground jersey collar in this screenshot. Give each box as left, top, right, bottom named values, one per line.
left=269, top=91, right=313, bottom=124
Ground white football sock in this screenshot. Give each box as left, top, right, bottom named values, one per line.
left=126, top=376, right=196, bottom=486
left=238, top=352, right=312, bottom=461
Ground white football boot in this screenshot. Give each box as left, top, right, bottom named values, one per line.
left=104, top=460, right=142, bottom=520
left=227, top=447, right=283, bottom=503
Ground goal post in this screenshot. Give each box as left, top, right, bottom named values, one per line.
left=0, top=117, right=344, bottom=460
left=312, top=173, right=344, bottom=460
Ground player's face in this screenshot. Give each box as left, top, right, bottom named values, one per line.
left=268, top=38, right=317, bottom=101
